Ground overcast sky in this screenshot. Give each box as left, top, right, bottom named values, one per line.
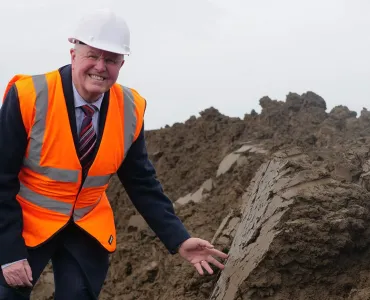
left=1, top=0, right=370, bottom=129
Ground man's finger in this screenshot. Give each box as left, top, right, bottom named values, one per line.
left=197, top=239, right=214, bottom=249
left=23, top=261, right=33, bottom=282
left=4, top=274, right=16, bottom=287
left=18, top=269, right=33, bottom=287
left=200, top=260, right=214, bottom=275
left=11, top=273, right=24, bottom=287
left=207, top=256, right=225, bottom=270
left=207, top=248, right=229, bottom=259
left=4, top=272, right=17, bottom=287
left=193, top=262, right=204, bottom=275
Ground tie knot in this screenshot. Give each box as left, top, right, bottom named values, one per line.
left=80, top=105, right=97, bottom=117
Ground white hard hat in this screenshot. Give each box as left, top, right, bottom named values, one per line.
left=68, top=8, right=131, bottom=55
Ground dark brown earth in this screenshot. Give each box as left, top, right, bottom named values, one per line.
left=31, top=91, right=370, bottom=299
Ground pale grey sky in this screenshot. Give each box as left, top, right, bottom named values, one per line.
left=1, top=0, right=370, bottom=129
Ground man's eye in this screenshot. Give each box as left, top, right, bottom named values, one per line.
left=106, top=59, right=116, bottom=64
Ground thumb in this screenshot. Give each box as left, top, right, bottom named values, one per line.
left=23, top=260, right=33, bottom=282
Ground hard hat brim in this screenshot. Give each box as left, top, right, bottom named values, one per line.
left=68, top=37, right=130, bottom=55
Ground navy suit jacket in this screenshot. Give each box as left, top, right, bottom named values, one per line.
left=0, top=64, right=190, bottom=265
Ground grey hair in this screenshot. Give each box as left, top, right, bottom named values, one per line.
left=73, top=43, right=85, bottom=51
left=72, top=42, right=125, bottom=62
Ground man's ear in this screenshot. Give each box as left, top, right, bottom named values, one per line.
left=70, top=48, right=76, bottom=61
left=70, top=48, right=78, bottom=70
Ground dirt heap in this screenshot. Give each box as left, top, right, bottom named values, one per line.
left=31, top=91, right=370, bottom=299
left=210, top=148, right=370, bottom=300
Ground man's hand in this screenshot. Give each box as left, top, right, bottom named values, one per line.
left=178, top=238, right=229, bottom=275
left=2, top=260, right=33, bottom=288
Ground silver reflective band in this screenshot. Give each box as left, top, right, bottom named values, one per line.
left=73, top=196, right=102, bottom=221
left=23, top=158, right=79, bottom=182
left=18, top=183, right=72, bottom=216
left=19, top=182, right=103, bottom=221
left=29, top=75, right=48, bottom=165
left=121, top=86, right=137, bottom=158
left=83, top=174, right=113, bottom=188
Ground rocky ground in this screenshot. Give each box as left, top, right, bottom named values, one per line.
left=31, top=91, right=370, bottom=299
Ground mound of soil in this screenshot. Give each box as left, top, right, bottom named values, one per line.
left=31, top=91, right=370, bottom=299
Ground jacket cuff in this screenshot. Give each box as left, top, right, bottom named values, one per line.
left=0, top=238, right=28, bottom=266
left=1, top=259, right=27, bottom=269
left=167, top=232, right=191, bottom=255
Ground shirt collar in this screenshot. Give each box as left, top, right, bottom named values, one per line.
left=72, top=83, right=104, bottom=111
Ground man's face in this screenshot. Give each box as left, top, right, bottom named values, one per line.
left=70, top=44, right=125, bottom=102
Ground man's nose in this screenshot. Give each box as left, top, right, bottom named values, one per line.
left=95, top=57, right=107, bottom=71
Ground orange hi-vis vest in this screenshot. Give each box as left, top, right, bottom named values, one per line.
left=2, top=69, right=146, bottom=252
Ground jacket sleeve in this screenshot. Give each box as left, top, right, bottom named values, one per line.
left=116, top=124, right=191, bottom=254
left=0, top=85, right=28, bottom=265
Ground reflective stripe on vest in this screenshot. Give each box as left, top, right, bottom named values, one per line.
left=19, top=182, right=104, bottom=220
left=73, top=196, right=102, bottom=221
left=18, top=74, right=138, bottom=218
left=19, top=182, right=72, bottom=215
left=121, top=85, right=137, bottom=158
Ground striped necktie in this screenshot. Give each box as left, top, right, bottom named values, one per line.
left=78, top=104, right=98, bottom=172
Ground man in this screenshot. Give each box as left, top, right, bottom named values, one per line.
left=0, top=8, right=228, bottom=300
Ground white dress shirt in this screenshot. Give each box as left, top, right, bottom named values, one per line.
left=72, top=83, right=103, bottom=137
